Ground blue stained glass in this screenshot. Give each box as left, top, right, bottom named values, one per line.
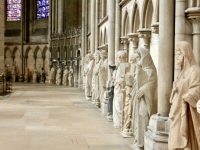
left=6, top=0, right=21, bottom=21
left=37, top=0, right=49, bottom=19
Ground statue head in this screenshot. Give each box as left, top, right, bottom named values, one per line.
left=100, top=50, right=108, bottom=60
left=175, top=41, right=196, bottom=69
left=94, top=50, right=100, bottom=63
left=86, top=53, right=94, bottom=61
left=116, top=50, right=127, bottom=64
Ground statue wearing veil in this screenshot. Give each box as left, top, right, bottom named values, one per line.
left=168, top=41, right=200, bottom=150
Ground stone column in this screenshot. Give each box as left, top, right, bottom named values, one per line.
left=144, top=0, right=174, bottom=150
left=127, top=33, right=139, bottom=59
left=95, top=0, right=99, bottom=50
left=0, top=0, right=4, bottom=73
left=90, top=0, right=96, bottom=54
left=138, top=29, right=151, bottom=50
left=185, top=8, right=200, bottom=66
left=52, top=0, right=55, bottom=32
left=115, top=0, right=121, bottom=63
left=58, top=0, right=64, bottom=34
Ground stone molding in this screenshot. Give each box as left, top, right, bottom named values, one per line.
left=151, top=22, right=159, bottom=34
left=127, top=33, right=139, bottom=48
left=138, top=28, right=151, bottom=47
left=120, top=36, right=129, bottom=44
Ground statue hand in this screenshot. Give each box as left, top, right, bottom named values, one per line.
left=136, top=89, right=144, bottom=99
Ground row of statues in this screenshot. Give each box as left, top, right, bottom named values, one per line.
left=49, top=65, right=74, bottom=86
left=24, top=67, right=46, bottom=83
left=83, top=41, right=200, bottom=150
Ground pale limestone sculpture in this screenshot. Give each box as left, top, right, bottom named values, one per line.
left=68, top=65, right=74, bottom=87
left=49, top=67, right=56, bottom=84
left=84, top=53, right=95, bottom=100
left=24, top=67, right=29, bottom=82
left=121, top=54, right=137, bottom=137
left=32, top=66, right=38, bottom=83
left=11, top=63, right=16, bottom=82
left=98, top=50, right=108, bottom=107
left=92, top=51, right=101, bottom=104
left=132, top=47, right=157, bottom=150
left=113, top=50, right=130, bottom=129
left=62, top=66, right=68, bottom=86
left=56, top=66, right=62, bottom=85
left=168, top=41, right=200, bottom=150
left=83, top=55, right=89, bottom=90
left=197, top=100, right=200, bottom=114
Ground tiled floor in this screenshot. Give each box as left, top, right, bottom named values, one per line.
left=0, top=83, right=133, bottom=150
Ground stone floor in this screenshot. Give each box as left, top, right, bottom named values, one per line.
left=0, top=83, right=133, bottom=150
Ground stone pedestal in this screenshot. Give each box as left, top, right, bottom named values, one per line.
left=144, top=114, right=169, bottom=150
left=101, top=91, right=108, bottom=116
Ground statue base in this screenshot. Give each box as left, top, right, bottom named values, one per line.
left=144, top=114, right=169, bottom=150
left=120, top=131, right=133, bottom=138
left=101, top=102, right=108, bottom=116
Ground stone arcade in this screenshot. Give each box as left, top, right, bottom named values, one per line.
left=0, top=0, right=200, bottom=150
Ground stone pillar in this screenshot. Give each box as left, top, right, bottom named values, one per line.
left=185, top=8, right=200, bottom=66
left=90, top=0, right=96, bottom=53
left=95, top=0, right=99, bottom=50
left=138, top=29, right=151, bottom=50
left=127, top=33, right=139, bottom=59
left=144, top=0, right=174, bottom=150
left=115, top=0, right=121, bottom=63
left=52, top=0, right=55, bottom=32
left=0, top=1, right=4, bottom=73
left=58, top=0, right=64, bottom=34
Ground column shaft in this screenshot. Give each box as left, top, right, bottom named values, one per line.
left=52, top=0, right=55, bottom=32
left=90, top=0, right=96, bottom=53
left=95, top=0, right=99, bottom=50
left=158, top=0, right=174, bottom=116
left=115, top=0, right=120, bottom=63
left=58, top=0, right=64, bottom=34
left=82, top=0, right=86, bottom=58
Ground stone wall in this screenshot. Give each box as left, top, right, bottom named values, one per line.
left=0, top=1, right=4, bottom=73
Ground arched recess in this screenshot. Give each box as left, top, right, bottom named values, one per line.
left=43, top=46, right=49, bottom=76
left=99, top=31, right=103, bottom=46
left=104, top=28, right=107, bottom=44
left=4, top=47, right=12, bottom=75
left=122, top=10, right=130, bottom=36
left=13, top=47, right=22, bottom=77
left=35, top=46, right=43, bottom=77
left=132, top=4, right=140, bottom=33
left=26, top=47, right=34, bottom=77
left=154, top=0, right=159, bottom=22
left=188, top=0, right=199, bottom=7
left=144, top=0, right=153, bottom=28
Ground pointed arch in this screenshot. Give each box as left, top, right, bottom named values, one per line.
left=141, top=0, right=149, bottom=28
left=4, top=47, right=11, bottom=57
left=34, top=46, right=41, bottom=58
left=12, top=46, right=20, bottom=58
left=132, top=3, right=140, bottom=33
left=122, top=9, right=130, bottom=36
left=154, top=0, right=159, bottom=22
left=42, top=46, right=48, bottom=58
left=144, top=0, right=153, bottom=28
left=25, top=46, right=32, bottom=57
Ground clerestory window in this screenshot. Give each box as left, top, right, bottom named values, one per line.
left=6, top=0, right=21, bottom=21
left=37, top=0, right=49, bottom=19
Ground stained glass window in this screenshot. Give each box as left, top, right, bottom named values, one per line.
left=37, top=0, right=49, bottom=19
left=6, top=0, right=21, bottom=21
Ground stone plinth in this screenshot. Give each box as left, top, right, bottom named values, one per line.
left=144, top=114, right=169, bottom=150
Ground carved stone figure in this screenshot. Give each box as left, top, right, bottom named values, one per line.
left=106, top=63, right=116, bottom=121
left=92, top=51, right=101, bottom=104
left=32, top=66, right=38, bottom=83
left=83, top=55, right=89, bottom=89
left=197, top=100, right=200, bottom=114
left=113, top=50, right=130, bottom=129
left=49, top=67, right=56, bottom=84
left=41, top=68, right=46, bottom=83
left=11, top=63, right=16, bottom=82
left=168, top=41, right=200, bottom=150
left=56, top=66, right=62, bottom=85
left=132, top=47, right=157, bottom=150
left=62, top=66, right=68, bottom=86
left=24, top=67, right=29, bottom=82
left=121, top=54, right=137, bottom=137
left=85, top=53, right=94, bottom=100
left=98, top=50, right=108, bottom=107
left=68, top=65, right=74, bottom=87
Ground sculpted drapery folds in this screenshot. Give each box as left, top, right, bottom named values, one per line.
left=62, top=66, right=68, bottom=86
left=98, top=50, right=108, bottom=107
left=168, top=41, right=200, bottom=150
left=56, top=66, right=62, bottom=85
left=92, top=51, right=101, bottom=104
left=84, top=53, right=95, bottom=99
left=197, top=100, right=200, bottom=114
left=68, top=65, right=74, bottom=87
left=49, top=67, right=56, bottom=84
left=132, top=48, right=157, bottom=150
left=32, top=65, right=38, bottom=83
left=113, top=50, right=130, bottom=129
left=24, top=67, right=29, bottom=82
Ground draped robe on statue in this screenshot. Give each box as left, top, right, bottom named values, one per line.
left=168, top=41, right=200, bottom=150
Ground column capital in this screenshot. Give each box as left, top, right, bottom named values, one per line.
left=185, top=8, right=200, bottom=34
left=151, top=22, right=159, bottom=34
left=127, top=33, right=139, bottom=47
left=138, top=28, right=151, bottom=47
left=120, top=36, right=129, bottom=44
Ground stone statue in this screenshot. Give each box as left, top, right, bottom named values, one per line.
left=85, top=53, right=95, bottom=100
left=197, top=100, right=200, bottom=114
left=121, top=54, right=137, bottom=137
left=41, top=68, right=46, bottom=83
left=49, top=67, right=56, bottom=84
left=98, top=50, right=108, bottom=108
left=92, top=51, right=101, bottom=104
left=83, top=56, right=89, bottom=89
left=24, top=67, right=29, bottom=82
left=62, top=66, right=68, bottom=86
left=56, top=66, right=62, bottom=85
left=32, top=65, right=38, bottom=83
left=11, top=63, right=16, bottom=82
left=113, top=50, right=130, bottom=129
left=106, top=63, right=116, bottom=121
left=132, top=47, right=157, bottom=150
left=168, top=41, right=200, bottom=150
left=68, top=65, right=74, bottom=87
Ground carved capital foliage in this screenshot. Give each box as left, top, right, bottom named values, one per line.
left=138, top=28, right=151, bottom=46
left=127, top=33, right=139, bottom=47
left=151, top=22, right=159, bottom=34
left=120, top=36, right=129, bottom=44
